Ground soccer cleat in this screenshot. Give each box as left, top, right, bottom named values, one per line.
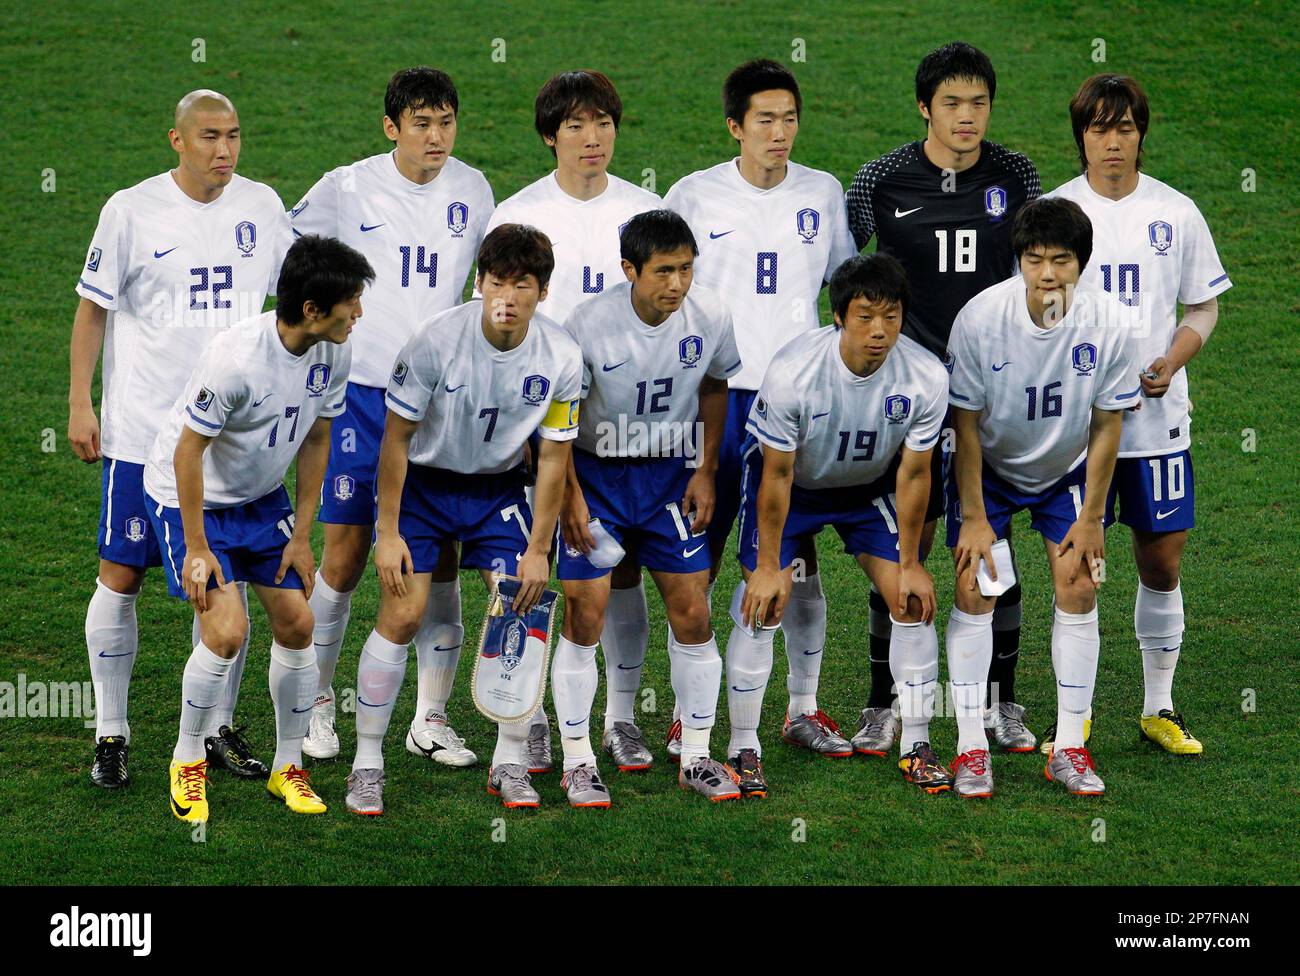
left=851, top=706, right=899, bottom=756
left=487, top=763, right=540, bottom=809
left=91, top=736, right=130, bottom=789
left=727, top=748, right=768, bottom=799
left=666, top=719, right=683, bottom=763
left=678, top=757, right=741, bottom=802
left=169, top=759, right=209, bottom=823
left=950, top=749, right=994, bottom=798
left=406, top=711, right=477, bottom=767
left=303, top=693, right=340, bottom=760
left=345, top=768, right=385, bottom=816
left=1139, top=710, right=1203, bottom=755
left=898, top=741, right=953, bottom=794
left=782, top=710, right=853, bottom=757
left=984, top=702, right=1037, bottom=753
left=1039, top=717, right=1093, bottom=755
left=205, top=724, right=270, bottom=779
left=267, top=764, right=327, bottom=814
left=602, top=721, right=653, bottom=772
left=1045, top=747, right=1105, bottom=795
left=561, top=764, right=612, bottom=808
left=525, top=723, right=553, bottom=775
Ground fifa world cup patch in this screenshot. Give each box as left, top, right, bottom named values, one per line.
left=194, top=387, right=215, bottom=411
left=86, top=247, right=102, bottom=272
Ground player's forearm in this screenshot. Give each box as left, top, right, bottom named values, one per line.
left=291, top=421, right=332, bottom=540
left=174, top=435, right=210, bottom=548
left=528, top=443, right=570, bottom=557
left=953, top=414, right=987, bottom=522
left=895, top=457, right=931, bottom=567
left=68, top=299, right=107, bottom=407
left=1081, top=410, right=1124, bottom=522
left=374, top=428, right=413, bottom=538
left=755, top=471, right=793, bottom=572
left=695, top=379, right=727, bottom=475
left=1164, top=320, right=1207, bottom=373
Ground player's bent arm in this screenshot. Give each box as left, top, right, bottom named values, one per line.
left=1081, top=407, right=1124, bottom=524
left=517, top=437, right=571, bottom=613
left=68, top=298, right=108, bottom=462
left=1143, top=298, right=1217, bottom=398
left=894, top=446, right=932, bottom=568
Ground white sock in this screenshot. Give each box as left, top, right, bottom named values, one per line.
left=530, top=704, right=550, bottom=729
left=205, top=582, right=251, bottom=734
left=308, top=572, right=353, bottom=715
left=86, top=579, right=138, bottom=742
left=601, top=582, right=648, bottom=729
left=414, top=579, right=463, bottom=723
left=1136, top=581, right=1183, bottom=716
left=890, top=616, right=939, bottom=754
left=946, top=608, right=993, bottom=754
left=670, top=632, right=722, bottom=765
left=269, top=641, right=318, bottom=770
left=492, top=720, right=530, bottom=768
left=1052, top=606, right=1100, bottom=750
left=783, top=573, right=826, bottom=717
left=725, top=583, right=774, bottom=757
left=552, top=635, right=599, bottom=769
left=174, top=643, right=232, bottom=762
left=353, top=630, right=409, bottom=771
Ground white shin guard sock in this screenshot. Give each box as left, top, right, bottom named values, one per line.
left=552, top=636, right=599, bottom=769
left=492, top=719, right=530, bottom=768
left=725, top=584, right=774, bottom=757
left=601, top=582, right=649, bottom=728
left=174, top=643, right=232, bottom=763
left=670, top=632, right=722, bottom=764
left=946, top=608, right=993, bottom=754
left=269, top=642, right=318, bottom=770
left=308, top=572, right=354, bottom=713
left=414, top=579, right=463, bottom=722
left=783, top=573, right=826, bottom=717
left=890, top=616, right=939, bottom=754
left=86, top=579, right=139, bottom=741
left=1136, top=582, right=1183, bottom=716
left=353, top=631, right=409, bottom=771
left=1052, top=606, right=1100, bottom=749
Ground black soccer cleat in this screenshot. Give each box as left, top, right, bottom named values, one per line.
left=728, top=748, right=768, bottom=799
left=91, top=735, right=130, bottom=789
left=205, top=724, right=270, bottom=779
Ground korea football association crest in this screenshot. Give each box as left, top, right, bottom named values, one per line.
left=235, top=220, right=257, bottom=256
left=1148, top=220, right=1173, bottom=254
left=679, top=335, right=703, bottom=368
left=985, top=186, right=1008, bottom=220
left=796, top=207, right=820, bottom=243
left=884, top=394, right=911, bottom=423
left=447, top=201, right=469, bottom=237
left=124, top=517, right=147, bottom=544
left=522, top=374, right=550, bottom=405
left=306, top=363, right=331, bottom=397
left=1072, top=342, right=1098, bottom=375
left=333, top=474, right=355, bottom=502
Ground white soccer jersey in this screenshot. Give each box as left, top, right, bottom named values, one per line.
left=484, top=172, right=661, bottom=324
left=947, top=277, right=1142, bottom=494
left=748, top=328, right=947, bottom=490
left=77, top=172, right=291, bottom=464
left=386, top=301, right=583, bottom=474
left=664, top=159, right=856, bottom=390
left=565, top=281, right=742, bottom=457
left=290, top=152, right=495, bottom=389
left=144, top=312, right=350, bottom=509
left=1048, top=173, right=1231, bottom=457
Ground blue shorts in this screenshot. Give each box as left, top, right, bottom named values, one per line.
left=399, top=464, right=531, bottom=574
left=737, top=436, right=902, bottom=571
left=706, top=388, right=758, bottom=555
left=1105, top=450, right=1195, bottom=533
left=146, top=486, right=304, bottom=600
left=319, top=382, right=384, bottom=525
left=945, top=462, right=1086, bottom=548
left=99, top=458, right=163, bottom=568
left=557, top=450, right=710, bottom=580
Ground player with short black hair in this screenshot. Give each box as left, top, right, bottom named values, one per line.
left=534, top=70, right=624, bottom=153
left=845, top=42, right=1042, bottom=758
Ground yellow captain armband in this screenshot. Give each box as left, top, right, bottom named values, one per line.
left=542, top=397, right=580, bottom=432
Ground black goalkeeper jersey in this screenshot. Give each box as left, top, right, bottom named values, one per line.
left=846, top=140, right=1040, bottom=358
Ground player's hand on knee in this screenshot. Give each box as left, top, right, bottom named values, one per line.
left=955, top=518, right=997, bottom=589
left=1059, top=518, right=1104, bottom=589
left=898, top=563, right=937, bottom=624
left=68, top=405, right=102, bottom=463
left=276, top=536, right=316, bottom=596
left=682, top=473, right=715, bottom=533
left=375, top=532, right=413, bottom=597
left=742, top=568, right=788, bottom=630
left=184, top=547, right=225, bottom=612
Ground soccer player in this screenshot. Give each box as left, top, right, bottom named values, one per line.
left=556, top=210, right=742, bottom=805
left=483, top=69, right=660, bottom=772
left=1046, top=74, right=1231, bottom=755
left=342, top=224, right=581, bottom=814
left=845, top=42, right=1043, bottom=757
left=663, top=59, right=856, bottom=771
left=144, top=235, right=374, bottom=823
left=944, top=198, right=1140, bottom=797
left=291, top=67, right=495, bottom=768
left=69, top=90, right=291, bottom=789
left=737, top=254, right=947, bottom=798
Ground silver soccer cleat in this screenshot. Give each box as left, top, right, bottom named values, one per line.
left=985, top=701, right=1037, bottom=753
left=851, top=706, right=899, bottom=756
left=345, top=767, right=384, bottom=815
left=783, top=711, right=854, bottom=757
left=678, top=756, right=741, bottom=802
left=1045, top=747, right=1105, bottom=796
left=561, top=764, right=611, bottom=808
left=303, top=692, right=340, bottom=760
left=951, top=749, right=994, bottom=798
left=666, top=719, right=683, bottom=763
left=602, top=721, right=653, bottom=772
left=525, top=723, right=553, bottom=775
left=406, top=710, right=477, bottom=767
left=487, top=763, right=541, bottom=808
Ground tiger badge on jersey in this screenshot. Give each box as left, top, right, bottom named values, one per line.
left=306, top=363, right=331, bottom=397
left=124, top=517, right=147, bottom=544
left=235, top=220, right=257, bottom=256
left=985, top=186, right=1008, bottom=220
left=447, top=201, right=469, bottom=237
left=522, top=374, right=550, bottom=405
left=884, top=394, right=911, bottom=423
left=679, top=335, right=703, bottom=368
left=1072, top=343, right=1097, bottom=375
left=333, top=475, right=355, bottom=501
left=796, top=208, right=820, bottom=242
left=194, top=387, right=215, bottom=411
left=1148, top=220, right=1173, bottom=254
left=86, top=247, right=102, bottom=272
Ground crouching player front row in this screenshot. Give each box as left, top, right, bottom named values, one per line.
left=144, top=235, right=376, bottom=823
left=737, top=253, right=950, bottom=799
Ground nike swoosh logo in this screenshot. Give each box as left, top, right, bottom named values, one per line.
left=616, top=663, right=640, bottom=670
left=433, top=643, right=463, bottom=652
left=154, top=247, right=178, bottom=259
left=292, top=705, right=312, bottom=713
left=98, top=650, right=135, bottom=658
left=731, top=685, right=762, bottom=693
left=1155, top=508, right=1180, bottom=520
left=290, top=200, right=309, bottom=218
left=357, top=697, right=391, bottom=708
left=1057, top=682, right=1086, bottom=689
left=992, top=362, right=1012, bottom=372
left=444, top=384, right=465, bottom=393
left=253, top=395, right=272, bottom=406
left=359, top=223, right=386, bottom=232
left=691, top=712, right=714, bottom=721
left=709, top=230, right=734, bottom=239
left=186, top=699, right=216, bottom=709
left=565, top=719, right=585, bottom=727
left=683, top=544, right=705, bottom=558
left=802, top=648, right=822, bottom=656
left=894, top=207, right=923, bottom=218
left=602, top=361, right=628, bottom=372
left=171, top=797, right=192, bottom=817
left=811, top=411, right=830, bottom=421
left=995, top=651, right=1019, bottom=659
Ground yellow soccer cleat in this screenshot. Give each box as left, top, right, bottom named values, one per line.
left=169, top=759, right=210, bottom=823
left=1140, top=710, right=1203, bottom=755
left=1039, top=717, right=1092, bottom=755
left=267, top=764, right=327, bottom=814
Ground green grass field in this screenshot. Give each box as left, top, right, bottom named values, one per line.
left=2, top=0, right=1297, bottom=885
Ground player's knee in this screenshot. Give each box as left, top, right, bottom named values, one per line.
left=379, top=598, right=423, bottom=645
left=1055, top=579, right=1097, bottom=615
left=203, top=617, right=247, bottom=657
left=953, top=576, right=993, bottom=616
left=1138, top=560, right=1181, bottom=592
left=564, top=600, right=606, bottom=646
left=321, top=548, right=367, bottom=592
left=99, top=561, right=145, bottom=595
left=273, top=604, right=315, bottom=648
left=667, top=597, right=712, bottom=645
left=610, top=559, right=642, bottom=589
